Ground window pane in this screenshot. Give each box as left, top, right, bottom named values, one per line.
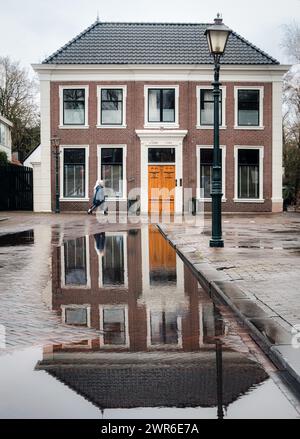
left=150, top=311, right=178, bottom=345
left=148, top=148, right=175, bottom=163
left=101, top=89, right=122, bottom=101
left=101, top=148, right=123, bottom=164
left=148, top=89, right=160, bottom=122
left=238, top=149, right=260, bottom=198
left=64, top=237, right=87, bottom=285
left=102, top=235, right=125, bottom=285
left=102, top=164, right=122, bottom=196
left=65, top=308, right=87, bottom=326
left=200, top=149, right=222, bottom=198
left=101, top=102, right=122, bottom=124
left=200, top=89, right=222, bottom=125
left=162, top=89, right=175, bottom=122
left=103, top=308, right=126, bottom=345
left=64, top=148, right=85, bottom=165
left=63, top=149, right=85, bottom=198
left=64, top=101, right=85, bottom=125
left=63, top=89, right=85, bottom=101
left=238, top=90, right=259, bottom=126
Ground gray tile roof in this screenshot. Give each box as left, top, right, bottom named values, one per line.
left=43, top=21, right=279, bottom=65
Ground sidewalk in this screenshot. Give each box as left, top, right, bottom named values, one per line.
left=159, top=212, right=300, bottom=386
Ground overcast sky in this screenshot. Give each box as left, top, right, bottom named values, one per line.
left=1, top=0, right=300, bottom=72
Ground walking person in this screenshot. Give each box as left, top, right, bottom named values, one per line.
left=87, top=179, right=108, bottom=215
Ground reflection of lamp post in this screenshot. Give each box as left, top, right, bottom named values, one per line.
left=51, top=136, right=61, bottom=214
left=205, top=14, right=231, bottom=248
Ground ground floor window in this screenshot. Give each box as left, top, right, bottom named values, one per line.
left=102, top=307, right=127, bottom=346
left=238, top=149, right=260, bottom=199
left=63, top=148, right=86, bottom=198
left=65, top=307, right=88, bottom=326
left=100, top=147, right=124, bottom=197
left=63, top=237, right=87, bottom=286
left=150, top=311, right=179, bottom=345
left=199, top=148, right=223, bottom=199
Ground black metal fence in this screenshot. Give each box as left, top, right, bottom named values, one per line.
left=0, top=164, right=33, bottom=211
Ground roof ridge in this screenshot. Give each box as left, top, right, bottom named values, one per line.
left=231, top=29, right=279, bottom=64
left=43, top=20, right=99, bottom=64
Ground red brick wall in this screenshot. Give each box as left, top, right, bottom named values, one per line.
left=50, top=80, right=273, bottom=212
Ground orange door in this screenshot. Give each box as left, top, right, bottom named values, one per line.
left=148, top=165, right=175, bottom=213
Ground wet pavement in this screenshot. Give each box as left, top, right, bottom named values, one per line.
left=0, top=215, right=299, bottom=418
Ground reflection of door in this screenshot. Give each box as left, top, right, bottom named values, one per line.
left=149, top=227, right=176, bottom=284
left=148, top=165, right=175, bottom=213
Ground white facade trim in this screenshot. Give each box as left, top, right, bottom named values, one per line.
left=97, top=144, right=127, bottom=200
left=234, top=145, right=264, bottom=202
left=136, top=130, right=187, bottom=213
left=59, top=85, right=89, bottom=128
left=60, top=235, right=91, bottom=289
left=96, top=85, right=127, bottom=128
left=234, top=85, right=264, bottom=129
left=99, top=305, right=130, bottom=348
left=196, top=85, right=226, bottom=129
left=143, top=85, right=179, bottom=128
left=196, top=145, right=226, bottom=201
left=272, top=81, right=283, bottom=209
left=59, top=144, right=89, bottom=201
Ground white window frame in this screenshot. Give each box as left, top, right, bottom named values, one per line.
left=61, top=304, right=91, bottom=328
left=144, top=85, right=179, bottom=129
left=97, top=231, right=128, bottom=289
left=99, top=305, right=130, bottom=348
left=146, top=308, right=183, bottom=349
left=59, top=145, right=89, bottom=201
left=196, top=85, right=227, bottom=129
left=97, top=144, right=127, bottom=200
left=234, top=145, right=264, bottom=202
left=196, top=145, right=226, bottom=201
left=96, top=85, right=127, bottom=128
left=234, top=86, right=264, bottom=130
left=59, top=85, right=89, bottom=129
left=60, top=235, right=91, bottom=289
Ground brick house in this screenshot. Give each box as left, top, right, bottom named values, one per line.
left=32, top=21, right=288, bottom=213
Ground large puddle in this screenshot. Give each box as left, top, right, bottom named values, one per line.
left=0, top=225, right=299, bottom=418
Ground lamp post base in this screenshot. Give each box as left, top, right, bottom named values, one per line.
left=209, top=239, right=224, bottom=248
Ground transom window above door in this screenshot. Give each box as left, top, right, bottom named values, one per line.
left=148, top=148, right=175, bottom=163
left=97, top=86, right=127, bottom=127
left=145, top=86, right=179, bottom=128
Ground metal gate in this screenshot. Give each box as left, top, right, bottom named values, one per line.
left=0, top=164, right=33, bottom=211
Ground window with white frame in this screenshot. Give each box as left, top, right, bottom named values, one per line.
left=63, top=89, right=86, bottom=125
left=197, top=86, right=226, bottom=128
left=235, top=87, right=264, bottom=128
left=63, top=148, right=86, bottom=198
left=237, top=148, right=260, bottom=199
left=197, top=146, right=225, bottom=200
left=145, top=86, right=179, bottom=127
left=97, top=233, right=126, bottom=287
left=101, top=307, right=128, bottom=346
left=0, top=122, right=7, bottom=146
left=65, top=307, right=88, bottom=326
left=63, top=237, right=87, bottom=286
left=150, top=311, right=179, bottom=346
left=99, top=147, right=125, bottom=198
left=99, top=88, right=125, bottom=126
left=59, top=86, right=88, bottom=127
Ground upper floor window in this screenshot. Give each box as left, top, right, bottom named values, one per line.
left=235, top=87, right=264, bottom=128
left=200, top=89, right=222, bottom=126
left=148, top=88, right=175, bottom=123
left=59, top=86, right=89, bottom=127
left=63, top=89, right=85, bottom=125
left=0, top=122, right=7, bottom=146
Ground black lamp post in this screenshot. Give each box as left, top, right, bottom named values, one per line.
left=205, top=15, right=231, bottom=248
left=51, top=136, right=61, bottom=214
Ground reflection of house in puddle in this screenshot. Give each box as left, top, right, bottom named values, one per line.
left=39, top=226, right=267, bottom=412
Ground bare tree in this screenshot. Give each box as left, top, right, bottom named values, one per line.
left=0, top=56, right=40, bottom=158
left=281, top=21, right=300, bottom=63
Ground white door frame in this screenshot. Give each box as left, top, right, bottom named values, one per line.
left=136, top=130, right=187, bottom=213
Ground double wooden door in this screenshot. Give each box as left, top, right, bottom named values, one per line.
left=148, top=165, right=175, bottom=213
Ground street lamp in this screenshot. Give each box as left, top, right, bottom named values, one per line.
left=51, top=136, right=61, bottom=214
left=205, top=14, right=231, bottom=248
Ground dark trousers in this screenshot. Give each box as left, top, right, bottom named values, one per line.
left=89, top=200, right=103, bottom=213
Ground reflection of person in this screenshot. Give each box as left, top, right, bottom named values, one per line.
left=87, top=179, right=108, bottom=215
left=94, top=232, right=106, bottom=257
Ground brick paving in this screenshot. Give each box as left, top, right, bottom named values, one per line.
left=160, top=212, right=300, bottom=329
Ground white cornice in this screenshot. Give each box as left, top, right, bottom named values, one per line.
left=31, top=63, right=290, bottom=83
